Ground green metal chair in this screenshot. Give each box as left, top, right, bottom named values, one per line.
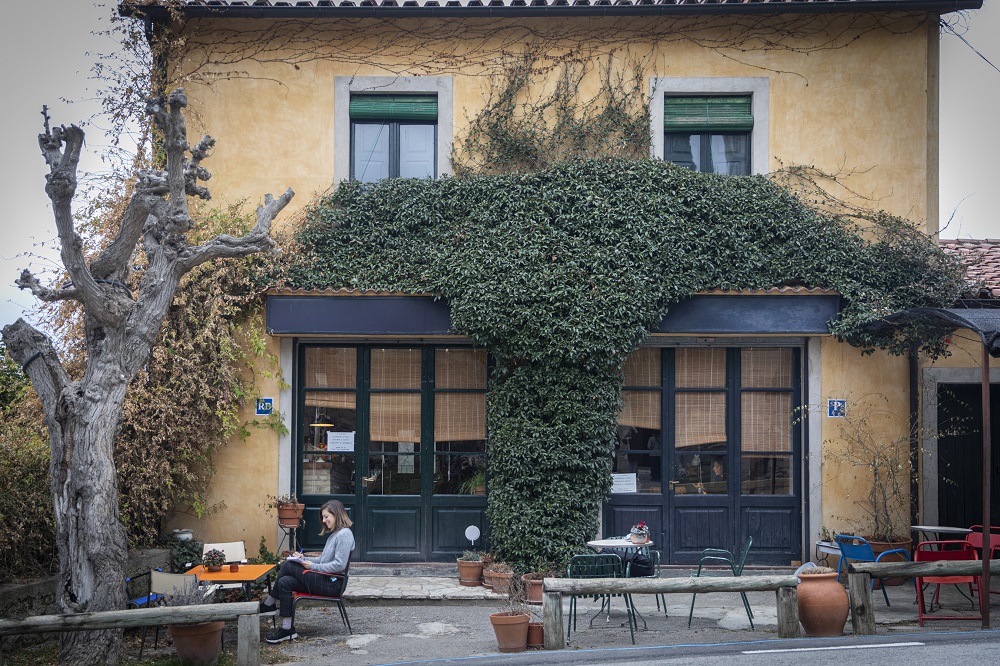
left=566, top=553, right=635, bottom=644
left=687, top=536, right=754, bottom=629
left=625, top=549, right=667, bottom=617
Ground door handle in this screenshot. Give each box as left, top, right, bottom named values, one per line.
left=668, top=480, right=679, bottom=488
left=361, top=474, right=378, bottom=486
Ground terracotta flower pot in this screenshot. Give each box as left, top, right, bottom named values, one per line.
left=489, top=612, right=529, bottom=653
left=630, top=534, right=648, bottom=545
left=867, top=538, right=912, bottom=587
left=526, top=621, right=544, bottom=648
left=521, top=575, right=543, bottom=604
left=277, top=502, right=305, bottom=527
left=205, top=565, right=222, bottom=573
left=457, top=559, right=484, bottom=587
left=482, top=569, right=494, bottom=590
left=797, top=572, right=849, bottom=637
left=490, top=571, right=514, bottom=595
left=168, top=620, right=225, bottom=666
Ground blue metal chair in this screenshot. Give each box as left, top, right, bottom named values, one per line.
left=834, top=533, right=911, bottom=606
left=688, top=536, right=754, bottom=629
left=566, top=553, right=635, bottom=644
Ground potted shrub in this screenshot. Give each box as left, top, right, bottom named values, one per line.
left=165, top=580, right=224, bottom=666
left=796, top=565, right=849, bottom=636
left=457, top=550, right=484, bottom=587
left=489, top=580, right=529, bottom=653
left=201, top=548, right=226, bottom=572
left=486, top=561, right=514, bottom=595
left=481, top=552, right=495, bottom=590
left=458, top=468, right=486, bottom=495
left=520, top=566, right=556, bottom=605
left=823, top=396, right=917, bottom=582
left=267, top=494, right=305, bottom=528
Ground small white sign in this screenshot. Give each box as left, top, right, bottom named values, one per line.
left=327, top=431, right=355, bottom=452
left=611, top=473, right=638, bottom=494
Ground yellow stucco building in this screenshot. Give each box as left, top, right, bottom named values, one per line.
left=129, top=0, right=995, bottom=565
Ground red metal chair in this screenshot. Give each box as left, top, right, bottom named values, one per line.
left=289, top=558, right=352, bottom=634
left=914, top=540, right=980, bottom=626
left=964, top=525, right=1000, bottom=595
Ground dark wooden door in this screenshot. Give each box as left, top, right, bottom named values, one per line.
left=937, top=383, right=1000, bottom=528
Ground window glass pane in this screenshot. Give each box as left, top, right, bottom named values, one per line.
left=672, top=453, right=726, bottom=494
left=353, top=122, right=390, bottom=182
left=741, top=392, right=792, bottom=453
left=709, top=134, right=749, bottom=175
left=371, top=349, right=421, bottom=389
left=370, top=392, right=420, bottom=442
left=366, top=450, right=420, bottom=495
left=303, top=391, right=356, bottom=451
left=623, top=348, right=660, bottom=387
left=434, top=454, right=486, bottom=494
left=303, top=453, right=355, bottom=495
left=741, top=455, right=791, bottom=495
left=665, top=133, right=698, bottom=171
left=675, top=392, right=726, bottom=449
left=741, top=348, right=793, bottom=388
left=675, top=348, right=725, bottom=388
left=614, top=424, right=662, bottom=493
left=434, top=393, right=485, bottom=442
left=435, top=349, right=486, bottom=389
left=305, top=348, right=356, bottom=388
left=399, top=124, right=435, bottom=178
left=619, top=390, right=660, bottom=431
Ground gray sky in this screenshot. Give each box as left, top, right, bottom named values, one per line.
left=1, top=2, right=997, bottom=331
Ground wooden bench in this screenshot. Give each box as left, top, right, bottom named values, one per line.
left=0, top=601, right=260, bottom=666
left=541, top=574, right=801, bottom=649
left=846, top=559, right=1000, bottom=634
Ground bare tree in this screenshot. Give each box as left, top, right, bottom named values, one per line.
left=2, top=89, right=293, bottom=665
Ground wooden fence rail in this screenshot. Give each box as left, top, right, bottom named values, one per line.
left=0, top=601, right=260, bottom=666
left=846, top=559, right=1000, bottom=635
left=541, top=574, right=801, bottom=649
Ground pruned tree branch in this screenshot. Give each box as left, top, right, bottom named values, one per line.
left=1, top=319, right=70, bottom=426
left=179, top=189, right=294, bottom=272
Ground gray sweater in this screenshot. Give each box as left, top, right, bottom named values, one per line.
left=305, top=528, right=355, bottom=574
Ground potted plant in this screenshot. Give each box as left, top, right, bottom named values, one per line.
left=267, top=493, right=305, bottom=528
left=822, top=396, right=926, bottom=584
left=457, top=550, right=484, bottom=587
left=486, top=560, right=514, bottom=595
left=629, top=521, right=651, bottom=545
left=458, top=468, right=486, bottom=495
left=526, top=605, right=544, bottom=649
left=165, top=580, right=224, bottom=666
left=481, top=552, right=495, bottom=590
left=201, top=548, right=226, bottom=572
left=489, top=578, right=530, bottom=653
left=520, top=565, right=556, bottom=605
left=796, top=565, right=849, bottom=636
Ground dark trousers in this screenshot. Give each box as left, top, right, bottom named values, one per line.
left=273, top=561, right=344, bottom=618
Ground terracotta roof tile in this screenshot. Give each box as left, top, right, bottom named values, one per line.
left=940, top=238, right=1000, bottom=299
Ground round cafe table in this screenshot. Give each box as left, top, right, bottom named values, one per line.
left=586, top=537, right=654, bottom=553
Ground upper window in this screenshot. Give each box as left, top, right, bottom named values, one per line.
left=663, top=96, right=751, bottom=176
left=350, top=95, right=437, bottom=182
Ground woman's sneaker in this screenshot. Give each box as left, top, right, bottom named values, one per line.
left=265, top=626, right=298, bottom=643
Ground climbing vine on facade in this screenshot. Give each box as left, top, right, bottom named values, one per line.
left=277, top=159, right=966, bottom=568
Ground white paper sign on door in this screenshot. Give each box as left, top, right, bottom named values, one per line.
left=610, top=473, right=638, bottom=494
left=326, top=431, right=355, bottom=452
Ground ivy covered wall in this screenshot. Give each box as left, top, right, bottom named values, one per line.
left=278, top=158, right=966, bottom=568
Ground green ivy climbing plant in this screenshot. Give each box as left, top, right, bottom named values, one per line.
left=278, top=158, right=966, bottom=570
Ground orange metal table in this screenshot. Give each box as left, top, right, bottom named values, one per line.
left=185, top=563, right=276, bottom=600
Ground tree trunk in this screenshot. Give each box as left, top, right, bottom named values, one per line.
left=52, top=379, right=129, bottom=664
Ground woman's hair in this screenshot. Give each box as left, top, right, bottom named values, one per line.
left=319, top=499, right=353, bottom=535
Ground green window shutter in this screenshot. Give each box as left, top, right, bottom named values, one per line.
left=664, top=96, right=753, bottom=133
left=350, top=95, right=438, bottom=121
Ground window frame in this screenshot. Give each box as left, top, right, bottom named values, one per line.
left=334, top=76, right=453, bottom=185
left=350, top=119, right=439, bottom=181
left=650, top=77, right=769, bottom=176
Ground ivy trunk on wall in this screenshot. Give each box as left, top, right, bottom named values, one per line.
left=2, top=91, right=293, bottom=666
left=281, top=158, right=966, bottom=570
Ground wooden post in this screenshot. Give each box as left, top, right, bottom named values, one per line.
left=775, top=586, right=800, bottom=638
left=542, top=587, right=564, bottom=650
left=848, top=572, right=876, bottom=635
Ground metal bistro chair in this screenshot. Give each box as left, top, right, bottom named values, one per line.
left=965, top=525, right=1000, bottom=596
left=625, top=549, right=667, bottom=617
left=566, top=553, right=635, bottom=644
left=915, top=540, right=980, bottom=626
left=688, top=536, right=754, bottom=629
left=134, top=570, right=202, bottom=659
left=200, top=540, right=249, bottom=596
left=289, top=555, right=353, bottom=634
left=834, top=534, right=912, bottom=606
